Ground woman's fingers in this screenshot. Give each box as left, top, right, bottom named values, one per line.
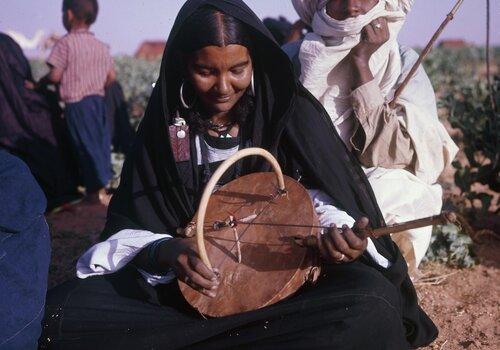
left=316, top=231, right=330, bottom=260
left=323, top=225, right=348, bottom=263
left=329, top=226, right=356, bottom=257
left=176, top=256, right=219, bottom=297
left=182, top=268, right=218, bottom=297
left=189, top=253, right=218, bottom=282
left=341, top=224, right=368, bottom=252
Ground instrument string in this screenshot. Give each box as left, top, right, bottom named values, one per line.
left=213, top=190, right=282, bottom=267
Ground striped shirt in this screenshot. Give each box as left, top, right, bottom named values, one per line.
left=48, top=29, right=113, bottom=103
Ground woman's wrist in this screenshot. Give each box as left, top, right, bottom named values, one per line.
left=146, top=237, right=173, bottom=273
left=133, top=236, right=177, bottom=274
left=155, top=237, right=185, bottom=272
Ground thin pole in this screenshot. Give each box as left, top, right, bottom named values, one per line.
left=485, top=0, right=496, bottom=112
left=389, top=0, right=466, bottom=109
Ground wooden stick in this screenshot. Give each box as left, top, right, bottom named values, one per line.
left=298, top=211, right=457, bottom=248
left=367, top=211, right=457, bottom=238
left=388, top=0, right=465, bottom=109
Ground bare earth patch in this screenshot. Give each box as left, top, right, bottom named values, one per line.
left=46, top=203, right=499, bottom=349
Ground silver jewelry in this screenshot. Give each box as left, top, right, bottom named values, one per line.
left=338, top=253, right=346, bottom=262
left=250, top=71, right=255, bottom=96
left=173, top=111, right=186, bottom=126
left=374, top=23, right=382, bottom=29
left=176, top=130, right=186, bottom=139
left=180, top=81, right=196, bottom=109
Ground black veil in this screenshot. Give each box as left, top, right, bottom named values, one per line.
left=102, top=1, right=437, bottom=345
left=104, top=0, right=383, bottom=239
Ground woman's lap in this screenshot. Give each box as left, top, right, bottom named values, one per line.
left=40, top=262, right=408, bottom=349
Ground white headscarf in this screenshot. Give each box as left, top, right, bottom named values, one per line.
left=292, top=0, right=414, bottom=28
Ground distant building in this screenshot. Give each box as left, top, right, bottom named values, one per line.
left=438, top=39, right=468, bottom=49
left=134, top=41, right=166, bottom=60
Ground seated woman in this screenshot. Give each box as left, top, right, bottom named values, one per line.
left=40, top=0, right=437, bottom=348
left=286, top=0, right=458, bottom=269
left=0, top=33, right=80, bottom=210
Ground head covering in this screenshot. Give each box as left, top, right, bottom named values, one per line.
left=102, top=0, right=385, bottom=232
left=103, top=1, right=437, bottom=346
left=103, top=0, right=386, bottom=239
left=0, top=33, right=80, bottom=209
left=292, top=0, right=414, bottom=27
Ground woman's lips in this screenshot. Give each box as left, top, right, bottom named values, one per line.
left=213, top=95, right=231, bottom=103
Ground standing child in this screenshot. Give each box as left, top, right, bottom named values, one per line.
left=39, top=0, right=115, bottom=204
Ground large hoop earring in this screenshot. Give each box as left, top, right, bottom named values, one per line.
left=250, top=72, right=255, bottom=96
left=180, top=81, right=196, bottom=109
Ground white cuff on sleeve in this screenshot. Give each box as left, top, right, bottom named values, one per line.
left=76, top=229, right=173, bottom=283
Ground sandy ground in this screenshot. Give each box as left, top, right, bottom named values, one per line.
left=46, top=203, right=499, bottom=349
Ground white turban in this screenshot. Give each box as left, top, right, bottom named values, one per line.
left=292, top=0, right=414, bottom=27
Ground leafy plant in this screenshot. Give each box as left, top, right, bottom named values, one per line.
left=113, top=56, right=160, bottom=126
left=422, top=224, right=476, bottom=268
left=444, top=77, right=499, bottom=216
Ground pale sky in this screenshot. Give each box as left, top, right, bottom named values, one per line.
left=1, top=0, right=498, bottom=57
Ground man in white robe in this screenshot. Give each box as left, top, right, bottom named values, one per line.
left=284, top=0, right=458, bottom=271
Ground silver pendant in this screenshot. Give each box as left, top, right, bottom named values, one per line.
left=177, top=129, right=186, bottom=139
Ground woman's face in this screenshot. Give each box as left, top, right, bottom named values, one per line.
left=326, top=0, right=379, bottom=20
left=186, top=44, right=253, bottom=115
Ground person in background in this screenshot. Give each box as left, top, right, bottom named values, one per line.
left=104, top=81, right=134, bottom=154
left=0, top=149, right=51, bottom=349
left=285, top=0, right=458, bottom=273
left=38, top=0, right=115, bottom=205
left=0, top=33, right=80, bottom=210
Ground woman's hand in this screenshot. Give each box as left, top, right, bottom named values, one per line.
left=349, top=17, right=390, bottom=88
left=157, top=237, right=220, bottom=297
left=317, top=217, right=369, bottom=263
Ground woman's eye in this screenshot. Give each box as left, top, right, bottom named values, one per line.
left=231, top=69, right=245, bottom=76
left=198, top=70, right=211, bottom=77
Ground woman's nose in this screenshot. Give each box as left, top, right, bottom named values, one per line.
left=215, top=75, right=231, bottom=95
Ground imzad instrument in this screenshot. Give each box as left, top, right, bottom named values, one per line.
left=178, top=148, right=458, bottom=317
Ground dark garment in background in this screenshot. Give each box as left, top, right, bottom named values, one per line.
left=0, top=33, right=80, bottom=210
left=65, top=95, right=112, bottom=192
left=262, top=17, right=293, bottom=46
left=104, top=81, right=134, bottom=154
left=0, top=150, right=50, bottom=349
left=41, top=263, right=408, bottom=350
